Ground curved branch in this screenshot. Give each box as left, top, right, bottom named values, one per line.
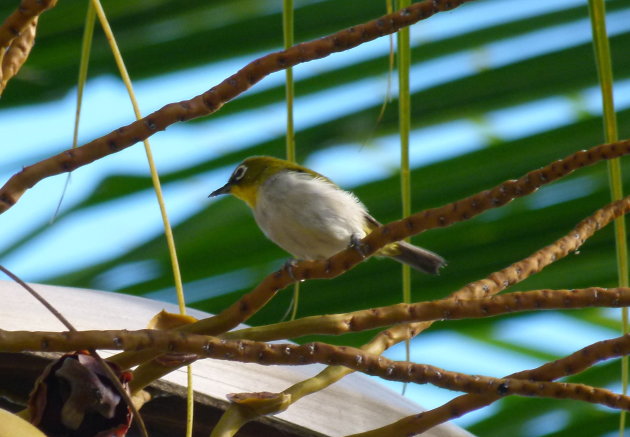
left=0, top=0, right=472, bottom=213
left=0, top=0, right=54, bottom=50
left=186, top=167, right=630, bottom=337
left=0, top=0, right=55, bottom=90
left=0, top=17, right=37, bottom=93
left=3, top=329, right=630, bottom=412
left=345, top=333, right=630, bottom=436
left=111, top=149, right=630, bottom=377
left=223, top=287, right=630, bottom=341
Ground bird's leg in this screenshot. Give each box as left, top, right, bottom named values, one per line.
left=349, top=233, right=369, bottom=258
left=282, top=259, right=300, bottom=281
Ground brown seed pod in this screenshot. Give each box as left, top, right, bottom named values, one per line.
left=28, top=351, right=132, bottom=437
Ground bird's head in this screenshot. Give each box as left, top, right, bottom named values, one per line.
left=209, top=156, right=303, bottom=208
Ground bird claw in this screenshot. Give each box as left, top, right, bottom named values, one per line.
left=283, top=259, right=300, bottom=281
left=349, top=234, right=369, bottom=258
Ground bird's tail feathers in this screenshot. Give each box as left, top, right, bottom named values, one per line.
left=387, top=241, right=446, bottom=275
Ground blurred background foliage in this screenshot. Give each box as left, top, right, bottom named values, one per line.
left=1, top=0, right=630, bottom=435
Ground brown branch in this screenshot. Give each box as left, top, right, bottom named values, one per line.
left=1, top=0, right=625, bottom=431
left=217, top=286, right=629, bottom=422
left=111, top=150, right=630, bottom=377
left=0, top=16, right=36, bottom=93
left=0, top=0, right=55, bottom=87
left=135, top=181, right=630, bottom=407
left=3, top=329, right=630, bottom=412
left=345, top=335, right=630, bottom=436
left=214, top=185, right=630, bottom=434
left=0, top=0, right=54, bottom=48
left=186, top=180, right=630, bottom=338
left=0, top=0, right=473, bottom=213
left=237, top=200, right=630, bottom=424
left=223, top=287, right=630, bottom=341
left=333, top=171, right=630, bottom=435
left=314, top=190, right=630, bottom=425
left=214, top=340, right=630, bottom=413
left=452, top=198, right=630, bottom=300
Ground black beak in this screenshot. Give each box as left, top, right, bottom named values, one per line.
left=209, top=182, right=231, bottom=198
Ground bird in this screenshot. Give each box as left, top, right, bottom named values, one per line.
left=209, top=156, right=446, bottom=274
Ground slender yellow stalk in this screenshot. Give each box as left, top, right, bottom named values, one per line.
left=586, top=1, right=627, bottom=434
left=210, top=406, right=257, bottom=437
left=90, top=1, right=192, bottom=435
left=382, top=0, right=395, bottom=121
left=283, top=0, right=300, bottom=320
left=88, top=0, right=186, bottom=312
left=72, top=5, right=95, bottom=150
left=284, top=0, right=295, bottom=164
left=358, top=0, right=394, bottom=152
left=53, top=4, right=96, bottom=220
left=396, top=0, right=412, bottom=389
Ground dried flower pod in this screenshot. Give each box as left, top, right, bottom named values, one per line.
left=28, top=351, right=132, bottom=437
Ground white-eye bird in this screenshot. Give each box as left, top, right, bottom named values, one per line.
left=209, top=156, right=446, bottom=274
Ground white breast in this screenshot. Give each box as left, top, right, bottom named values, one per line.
left=253, top=171, right=368, bottom=260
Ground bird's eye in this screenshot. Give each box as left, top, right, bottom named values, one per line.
left=232, top=165, right=247, bottom=181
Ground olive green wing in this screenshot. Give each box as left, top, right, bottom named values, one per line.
left=363, top=213, right=446, bottom=275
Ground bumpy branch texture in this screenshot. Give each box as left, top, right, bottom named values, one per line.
left=185, top=140, right=630, bottom=338
left=115, top=143, right=630, bottom=382
left=1, top=0, right=627, bottom=433
left=224, top=287, right=630, bottom=341
left=0, top=0, right=55, bottom=89
left=0, top=0, right=473, bottom=213
left=210, top=195, right=630, bottom=429
left=3, top=329, right=630, bottom=411
left=348, top=333, right=630, bottom=436
left=0, top=0, right=54, bottom=49
left=0, top=16, right=36, bottom=92
left=194, top=182, right=630, bottom=432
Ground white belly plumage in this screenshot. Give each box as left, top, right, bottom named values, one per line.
left=253, top=170, right=368, bottom=260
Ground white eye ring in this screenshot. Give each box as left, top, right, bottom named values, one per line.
left=232, top=164, right=247, bottom=181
